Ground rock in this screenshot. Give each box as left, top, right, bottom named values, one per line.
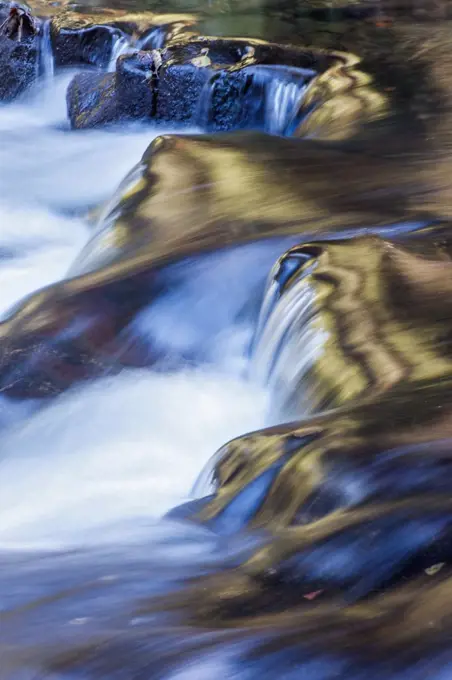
left=50, top=12, right=128, bottom=70
left=116, top=51, right=157, bottom=120
left=294, top=60, right=388, bottom=140
left=198, top=68, right=259, bottom=132
left=157, top=61, right=213, bottom=124
left=62, top=32, right=364, bottom=134
left=156, top=37, right=262, bottom=125
left=66, top=50, right=161, bottom=128
left=0, top=2, right=39, bottom=101
left=156, top=37, right=339, bottom=131
left=0, top=124, right=422, bottom=400
left=67, top=72, right=118, bottom=129
left=49, top=10, right=194, bottom=71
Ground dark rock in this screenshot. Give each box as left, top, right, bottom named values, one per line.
left=162, top=36, right=334, bottom=72
left=0, top=34, right=39, bottom=100
left=157, top=62, right=213, bottom=124
left=67, top=72, right=118, bottom=129
left=204, top=65, right=315, bottom=135
left=116, top=50, right=157, bottom=119
left=156, top=37, right=257, bottom=125
left=0, top=2, right=39, bottom=101
left=49, top=10, right=192, bottom=71
left=198, top=68, right=263, bottom=132
left=156, top=37, right=336, bottom=131
left=0, top=1, right=38, bottom=39
left=50, top=11, right=132, bottom=69
left=66, top=49, right=160, bottom=127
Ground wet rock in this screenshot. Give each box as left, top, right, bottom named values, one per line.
left=157, top=62, right=212, bottom=124
left=156, top=37, right=264, bottom=124
left=67, top=72, right=118, bottom=129
left=198, top=68, right=259, bottom=132
left=204, top=65, right=315, bottom=135
left=0, top=2, right=39, bottom=101
left=156, top=37, right=337, bottom=131
left=66, top=50, right=161, bottom=127
left=49, top=10, right=194, bottom=71
left=50, top=12, right=128, bottom=69
left=116, top=51, right=158, bottom=120
left=294, top=60, right=388, bottom=140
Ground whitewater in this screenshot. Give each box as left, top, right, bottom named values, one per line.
left=0, top=71, right=277, bottom=550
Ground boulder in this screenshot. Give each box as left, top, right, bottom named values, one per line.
left=67, top=72, right=118, bottom=129
left=49, top=10, right=194, bottom=71
left=66, top=51, right=162, bottom=128
left=156, top=37, right=337, bottom=131
left=50, top=12, right=127, bottom=70
left=294, top=59, right=388, bottom=140
left=0, top=2, right=39, bottom=101
left=0, top=122, right=438, bottom=400
left=157, top=62, right=213, bottom=124
left=116, top=50, right=157, bottom=119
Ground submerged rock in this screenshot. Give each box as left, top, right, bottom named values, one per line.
left=0, top=127, right=435, bottom=400
left=136, top=14, right=197, bottom=50
left=0, top=2, right=39, bottom=100
left=295, top=58, right=388, bottom=140
left=251, top=234, right=452, bottom=418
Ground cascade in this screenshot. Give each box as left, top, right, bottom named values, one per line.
left=108, top=32, right=132, bottom=72
left=197, top=64, right=315, bottom=135
left=38, top=19, right=54, bottom=80
left=252, top=65, right=315, bottom=135
left=251, top=252, right=328, bottom=416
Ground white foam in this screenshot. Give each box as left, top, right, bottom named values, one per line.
left=0, top=204, right=88, bottom=319
left=0, top=368, right=269, bottom=549
left=0, top=68, right=274, bottom=554
left=131, top=239, right=297, bottom=370
left=0, top=72, right=197, bottom=210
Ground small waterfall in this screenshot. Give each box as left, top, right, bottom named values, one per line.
left=108, top=33, right=131, bottom=72
left=251, top=254, right=328, bottom=416
left=252, top=65, right=315, bottom=135
left=136, top=26, right=166, bottom=51
left=67, top=160, right=145, bottom=277
left=39, top=19, right=54, bottom=80
left=199, top=64, right=315, bottom=136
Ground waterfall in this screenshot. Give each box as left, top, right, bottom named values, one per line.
left=253, top=65, right=315, bottom=135
left=108, top=33, right=132, bottom=72
left=199, top=64, right=315, bottom=136
left=251, top=254, right=328, bottom=416
left=39, top=19, right=54, bottom=80
left=67, top=160, right=146, bottom=277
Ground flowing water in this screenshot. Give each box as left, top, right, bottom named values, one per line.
left=0, top=72, right=280, bottom=551
left=3, top=5, right=452, bottom=678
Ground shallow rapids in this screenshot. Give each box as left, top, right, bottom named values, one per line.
left=0, top=74, right=275, bottom=550
left=4, top=8, right=452, bottom=678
